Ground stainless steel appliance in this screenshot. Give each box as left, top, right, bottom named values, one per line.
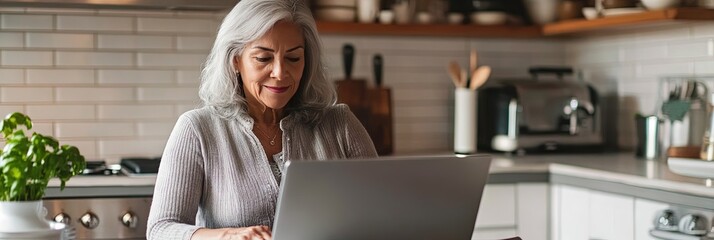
left=477, top=67, right=605, bottom=153
left=43, top=159, right=158, bottom=239
left=44, top=198, right=152, bottom=240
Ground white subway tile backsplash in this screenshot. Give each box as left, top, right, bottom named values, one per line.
left=621, top=43, right=667, bottom=62
left=569, top=46, right=621, bottom=65
left=26, top=33, right=94, bottom=49
left=1, top=14, right=52, bottom=30
left=394, top=105, right=450, bottom=119
left=98, top=35, right=173, bottom=50
left=393, top=88, right=450, bottom=102
left=635, top=62, right=693, bottom=78
left=27, top=69, right=95, bottom=84
left=694, top=61, right=714, bottom=74
left=98, top=70, right=174, bottom=85
left=0, top=105, right=25, bottom=117
left=394, top=122, right=450, bottom=135
left=0, top=8, right=26, bottom=13
left=56, top=122, right=135, bottom=138
left=0, top=32, right=23, bottom=47
left=635, top=27, right=691, bottom=43
left=26, top=105, right=95, bottom=120
left=0, top=69, right=24, bottom=84
left=137, top=17, right=215, bottom=33
left=57, top=15, right=133, bottom=31
left=175, top=11, right=216, bottom=18
left=137, top=121, right=174, bottom=136
left=56, top=51, right=133, bottom=67
left=30, top=122, right=54, bottom=136
left=59, top=140, right=97, bottom=159
left=177, top=70, right=200, bottom=85
left=177, top=36, right=212, bottom=50
left=1, top=87, right=53, bottom=102
left=137, top=87, right=198, bottom=101
left=176, top=104, right=198, bottom=116
left=98, top=139, right=166, bottom=156
left=137, top=53, right=206, bottom=67
left=1, top=50, right=53, bottom=66
left=96, top=9, right=174, bottom=17
left=56, top=87, right=135, bottom=102
left=666, top=39, right=712, bottom=58
left=26, top=8, right=95, bottom=14
left=98, top=104, right=174, bottom=119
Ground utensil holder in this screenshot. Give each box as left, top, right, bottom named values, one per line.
left=454, top=88, right=476, bottom=154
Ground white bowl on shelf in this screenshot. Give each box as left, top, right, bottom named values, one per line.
left=470, top=11, right=508, bottom=25
left=582, top=7, right=599, bottom=20
left=641, top=0, right=681, bottom=10
left=447, top=12, right=464, bottom=25
left=602, top=7, right=646, bottom=17
left=668, top=157, right=714, bottom=179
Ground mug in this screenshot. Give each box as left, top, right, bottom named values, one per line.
left=357, top=0, right=380, bottom=23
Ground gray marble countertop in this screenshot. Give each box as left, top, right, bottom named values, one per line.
left=489, top=153, right=714, bottom=198
left=47, top=153, right=714, bottom=200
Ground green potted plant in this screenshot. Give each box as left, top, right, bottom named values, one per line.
left=0, top=112, right=85, bottom=234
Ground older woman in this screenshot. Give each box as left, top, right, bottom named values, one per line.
left=146, top=0, right=378, bottom=239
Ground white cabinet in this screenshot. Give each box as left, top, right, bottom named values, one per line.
left=472, top=183, right=549, bottom=240
left=552, top=184, right=636, bottom=240
left=473, top=184, right=517, bottom=240
left=516, top=183, right=549, bottom=240
left=634, top=199, right=670, bottom=240
left=588, top=190, right=635, bottom=240
left=553, top=185, right=590, bottom=240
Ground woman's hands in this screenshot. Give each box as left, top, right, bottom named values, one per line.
left=220, top=226, right=272, bottom=240
left=193, top=226, right=272, bottom=240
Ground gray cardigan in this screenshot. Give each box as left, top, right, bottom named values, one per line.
left=147, top=105, right=378, bottom=239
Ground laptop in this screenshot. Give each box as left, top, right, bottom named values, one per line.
left=272, top=155, right=492, bottom=240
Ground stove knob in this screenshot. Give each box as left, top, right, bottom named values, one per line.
left=121, top=211, right=138, bottom=229
left=79, top=212, right=100, bottom=229
left=53, top=212, right=71, bottom=225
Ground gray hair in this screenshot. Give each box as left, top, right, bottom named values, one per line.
left=199, top=0, right=336, bottom=123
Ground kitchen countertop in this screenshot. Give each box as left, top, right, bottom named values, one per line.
left=46, top=153, right=714, bottom=206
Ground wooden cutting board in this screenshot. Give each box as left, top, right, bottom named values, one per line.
left=368, top=86, right=393, bottom=155
left=335, top=78, right=370, bottom=128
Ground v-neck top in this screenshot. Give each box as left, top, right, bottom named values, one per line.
left=147, top=104, right=377, bottom=240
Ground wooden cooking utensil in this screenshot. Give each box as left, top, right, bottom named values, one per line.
left=469, top=66, right=491, bottom=91
left=448, top=61, right=463, bottom=88
left=335, top=43, right=369, bottom=128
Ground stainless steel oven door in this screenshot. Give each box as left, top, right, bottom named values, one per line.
left=44, top=197, right=151, bottom=239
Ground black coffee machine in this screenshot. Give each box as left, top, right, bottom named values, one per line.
left=477, top=67, right=606, bottom=154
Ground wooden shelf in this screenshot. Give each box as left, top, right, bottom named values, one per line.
left=315, top=8, right=714, bottom=38
left=543, top=7, right=714, bottom=36
left=316, top=21, right=542, bottom=38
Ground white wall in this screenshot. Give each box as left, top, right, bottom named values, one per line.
left=566, top=23, right=714, bottom=149
left=0, top=7, right=565, bottom=162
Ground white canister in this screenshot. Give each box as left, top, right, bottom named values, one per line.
left=454, top=88, right=477, bottom=154
left=357, top=0, right=380, bottom=23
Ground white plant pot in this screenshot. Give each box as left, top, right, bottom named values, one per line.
left=0, top=200, right=50, bottom=232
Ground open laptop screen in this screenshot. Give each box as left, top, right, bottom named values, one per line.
left=273, top=155, right=492, bottom=240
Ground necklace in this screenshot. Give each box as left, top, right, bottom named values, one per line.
left=254, top=124, right=279, bottom=146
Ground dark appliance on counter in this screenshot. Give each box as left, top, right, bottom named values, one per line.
left=477, top=67, right=605, bottom=154
left=120, top=157, right=161, bottom=175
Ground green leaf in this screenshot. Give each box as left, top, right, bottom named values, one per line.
left=0, top=112, right=84, bottom=201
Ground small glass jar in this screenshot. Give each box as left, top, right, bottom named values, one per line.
left=701, top=93, right=714, bottom=161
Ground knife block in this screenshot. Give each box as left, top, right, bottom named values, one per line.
left=335, top=78, right=370, bottom=129
left=367, top=86, right=393, bottom=155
